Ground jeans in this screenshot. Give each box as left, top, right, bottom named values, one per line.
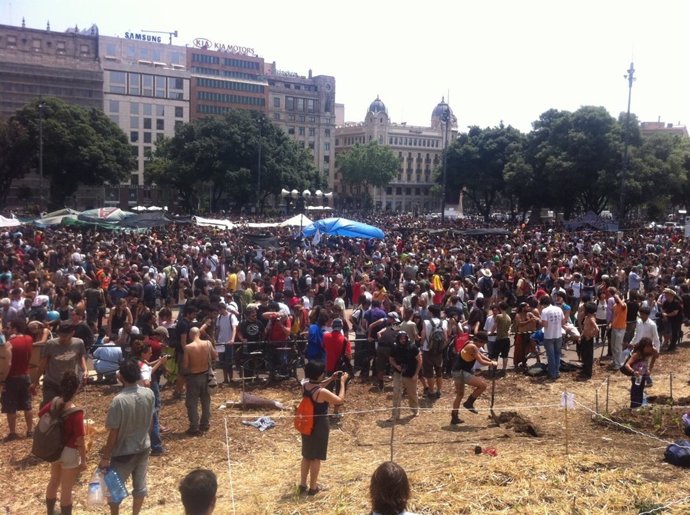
left=185, top=372, right=211, bottom=431
left=150, top=381, right=163, bottom=452
left=542, top=337, right=562, bottom=379
left=630, top=376, right=648, bottom=408
left=610, top=328, right=626, bottom=368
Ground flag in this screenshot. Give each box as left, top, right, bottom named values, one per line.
left=312, top=229, right=321, bottom=246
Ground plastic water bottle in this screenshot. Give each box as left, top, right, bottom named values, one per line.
left=103, top=468, right=129, bottom=504
left=86, top=469, right=105, bottom=506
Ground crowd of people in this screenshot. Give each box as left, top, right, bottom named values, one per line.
left=0, top=214, right=688, bottom=510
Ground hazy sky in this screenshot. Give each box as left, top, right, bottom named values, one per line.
left=2, top=0, right=688, bottom=132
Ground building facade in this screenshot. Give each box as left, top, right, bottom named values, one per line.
left=265, top=64, right=336, bottom=189
left=188, top=41, right=266, bottom=119
left=99, top=34, right=190, bottom=201
left=640, top=121, right=688, bottom=138
left=334, top=97, right=456, bottom=212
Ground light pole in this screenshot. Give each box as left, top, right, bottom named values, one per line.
left=440, top=104, right=451, bottom=223
left=256, top=116, right=263, bottom=214
left=38, top=99, right=46, bottom=211
left=619, top=62, right=635, bottom=223
left=281, top=188, right=333, bottom=235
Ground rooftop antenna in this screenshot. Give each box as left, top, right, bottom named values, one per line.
left=141, top=29, right=178, bottom=45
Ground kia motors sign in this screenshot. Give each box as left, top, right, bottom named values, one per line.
left=192, top=37, right=256, bottom=56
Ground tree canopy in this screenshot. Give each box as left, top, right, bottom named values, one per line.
left=337, top=142, right=399, bottom=207
left=147, top=110, right=319, bottom=213
left=10, top=97, right=134, bottom=209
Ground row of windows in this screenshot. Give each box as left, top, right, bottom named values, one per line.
left=108, top=71, right=187, bottom=100
left=109, top=101, right=184, bottom=119
left=284, top=96, right=316, bottom=113
left=385, top=187, right=431, bottom=196
left=268, top=80, right=318, bottom=92
left=3, top=83, right=97, bottom=99
left=105, top=42, right=184, bottom=65
left=197, top=91, right=266, bottom=106
left=130, top=131, right=165, bottom=144
left=196, top=77, right=265, bottom=94
left=191, top=67, right=258, bottom=81
left=191, top=54, right=260, bottom=70
left=197, top=101, right=266, bottom=115
left=389, top=136, right=440, bottom=148
left=4, top=35, right=90, bottom=55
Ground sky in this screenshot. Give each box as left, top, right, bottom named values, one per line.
left=2, top=0, right=688, bottom=133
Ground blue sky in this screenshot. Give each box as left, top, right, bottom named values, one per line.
left=2, top=0, right=688, bottom=132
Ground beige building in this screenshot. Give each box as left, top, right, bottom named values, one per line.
left=640, top=120, right=688, bottom=138
left=334, top=96, right=456, bottom=212
left=99, top=34, right=190, bottom=197
left=265, top=64, right=336, bottom=190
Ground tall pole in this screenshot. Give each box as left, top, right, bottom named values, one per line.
left=619, top=62, right=635, bottom=223
left=256, top=117, right=262, bottom=214
left=38, top=99, right=45, bottom=211
left=440, top=104, right=450, bottom=223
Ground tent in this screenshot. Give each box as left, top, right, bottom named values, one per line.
left=78, top=207, right=135, bottom=223
left=279, top=214, right=312, bottom=227
left=192, top=216, right=235, bottom=229
left=33, top=208, right=79, bottom=227
left=118, top=210, right=172, bottom=229
left=302, top=217, right=384, bottom=239
left=0, top=215, right=21, bottom=228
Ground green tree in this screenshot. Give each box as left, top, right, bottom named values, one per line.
left=445, top=124, right=525, bottom=222
left=12, top=98, right=134, bottom=209
left=148, top=110, right=318, bottom=213
left=337, top=142, right=399, bottom=207
left=0, top=116, right=32, bottom=208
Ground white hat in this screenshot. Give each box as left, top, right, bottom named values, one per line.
left=481, top=268, right=492, bottom=278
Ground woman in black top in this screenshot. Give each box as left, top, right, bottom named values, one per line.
left=450, top=331, right=496, bottom=425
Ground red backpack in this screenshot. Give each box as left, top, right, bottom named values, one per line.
left=294, top=387, right=320, bottom=436
left=454, top=332, right=471, bottom=353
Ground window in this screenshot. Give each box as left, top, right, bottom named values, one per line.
left=130, top=103, right=139, bottom=115
left=155, top=76, right=166, bottom=98
left=130, top=131, right=139, bottom=142
left=143, top=104, right=152, bottom=116
left=306, top=99, right=315, bottom=113
left=308, top=128, right=315, bottom=137
left=296, top=98, right=304, bottom=111
left=80, top=44, right=89, bottom=55
left=32, top=39, right=41, bottom=50
left=174, top=106, right=183, bottom=118
left=299, top=115, right=305, bottom=123
left=126, top=45, right=136, bottom=59
left=109, top=100, right=119, bottom=113
left=156, top=105, right=164, bottom=117
left=298, top=127, right=305, bottom=136
left=56, top=40, right=65, bottom=52
left=323, top=155, right=330, bottom=163
left=287, top=127, right=295, bottom=135
left=109, top=71, right=126, bottom=94
left=130, top=174, right=139, bottom=186
left=156, top=119, right=164, bottom=130
left=143, top=118, right=152, bottom=129
left=273, top=113, right=280, bottom=120
left=130, top=116, right=138, bottom=129
left=286, top=97, right=294, bottom=111
left=168, top=77, right=184, bottom=100
left=142, top=75, right=154, bottom=96
left=396, top=187, right=402, bottom=195
left=273, top=97, right=281, bottom=108
left=129, top=73, right=140, bottom=95
left=324, top=142, right=330, bottom=151
left=386, top=187, right=392, bottom=195
left=144, top=132, right=152, bottom=143
left=175, top=120, right=184, bottom=130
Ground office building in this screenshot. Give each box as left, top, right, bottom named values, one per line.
left=334, top=96, right=456, bottom=212
left=265, top=64, right=336, bottom=189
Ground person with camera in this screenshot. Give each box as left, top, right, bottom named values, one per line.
left=298, top=361, right=348, bottom=496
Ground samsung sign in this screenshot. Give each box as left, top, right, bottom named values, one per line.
left=125, top=32, right=162, bottom=43
left=192, top=37, right=256, bottom=56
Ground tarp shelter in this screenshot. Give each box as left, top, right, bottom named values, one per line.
left=118, top=211, right=171, bottom=229
left=78, top=208, right=134, bottom=223
left=302, top=217, right=385, bottom=239
left=279, top=214, right=312, bottom=227
left=0, top=215, right=21, bottom=228
left=192, top=216, right=235, bottom=229
left=33, top=208, right=79, bottom=227
left=563, top=211, right=619, bottom=232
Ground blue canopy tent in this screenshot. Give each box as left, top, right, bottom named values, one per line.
left=302, top=217, right=385, bottom=239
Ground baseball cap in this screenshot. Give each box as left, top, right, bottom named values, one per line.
left=331, top=318, right=343, bottom=331
left=387, top=312, right=401, bottom=323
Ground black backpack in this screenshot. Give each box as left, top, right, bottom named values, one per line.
left=428, top=319, right=445, bottom=354
left=665, top=440, right=690, bottom=468
left=32, top=398, right=83, bottom=462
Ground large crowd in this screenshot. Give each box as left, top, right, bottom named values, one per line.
left=0, top=215, right=688, bottom=513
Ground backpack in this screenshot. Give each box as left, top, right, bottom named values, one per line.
left=294, top=387, right=320, bottom=436
left=32, top=398, right=83, bottom=462
left=664, top=440, right=690, bottom=468
left=454, top=332, right=471, bottom=353
left=428, top=319, right=445, bottom=354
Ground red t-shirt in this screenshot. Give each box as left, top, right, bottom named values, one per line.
left=146, top=336, right=163, bottom=361
left=323, top=331, right=351, bottom=373
left=267, top=316, right=291, bottom=342
left=8, top=334, right=33, bottom=377
left=39, top=402, right=85, bottom=449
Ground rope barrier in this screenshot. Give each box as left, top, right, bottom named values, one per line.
left=637, top=494, right=690, bottom=515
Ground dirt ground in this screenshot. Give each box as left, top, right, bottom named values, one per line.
left=4, top=343, right=690, bottom=514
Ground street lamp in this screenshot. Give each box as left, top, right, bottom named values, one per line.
left=440, top=103, right=451, bottom=223
left=38, top=99, right=46, bottom=211
left=281, top=187, right=333, bottom=234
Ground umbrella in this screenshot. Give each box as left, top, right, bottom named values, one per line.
left=302, top=217, right=384, bottom=239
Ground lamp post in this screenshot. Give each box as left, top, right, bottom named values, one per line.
left=281, top=188, right=333, bottom=235
left=440, top=103, right=451, bottom=223
left=38, top=99, right=46, bottom=211
left=619, top=62, right=635, bottom=223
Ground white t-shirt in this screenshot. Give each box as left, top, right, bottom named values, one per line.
left=422, top=317, right=448, bottom=352
left=216, top=312, right=238, bottom=351
left=138, top=362, right=152, bottom=386
left=484, top=315, right=497, bottom=342
left=541, top=305, right=564, bottom=340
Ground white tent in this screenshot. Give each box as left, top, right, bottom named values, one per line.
left=131, top=206, right=147, bottom=212
left=0, top=215, right=21, bottom=228
left=192, top=216, right=235, bottom=229
left=279, top=214, right=312, bottom=227
left=305, top=206, right=333, bottom=211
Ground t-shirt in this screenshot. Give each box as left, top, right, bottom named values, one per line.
left=323, top=331, right=350, bottom=373
left=106, top=385, right=155, bottom=457
left=138, top=360, right=152, bottom=385
left=306, top=324, right=325, bottom=361
left=540, top=305, right=564, bottom=340
left=8, top=334, right=33, bottom=377
left=239, top=319, right=265, bottom=342
left=93, top=345, right=123, bottom=375
left=390, top=341, right=420, bottom=377
left=494, top=313, right=512, bottom=340
left=41, top=338, right=86, bottom=386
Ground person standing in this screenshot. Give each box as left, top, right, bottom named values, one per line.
left=609, top=288, right=628, bottom=370
left=298, top=361, right=347, bottom=496
left=623, top=337, right=658, bottom=408
left=450, top=331, right=496, bottom=424
left=1, top=318, right=34, bottom=441
left=322, top=318, right=351, bottom=417
left=215, top=303, right=238, bottom=384
left=579, top=302, right=599, bottom=379
left=32, top=321, right=87, bottom=407
left=491, top=302, right=512, bottom=376
left=43, top=371, right=86, bottom=515
left=539, top=296, right=564, bottom=380
left=389, top=331, right=421, bottom=420
left=182, top=327, right=217, bottom=436
left=99, top=359, right=155, bottom=515
left=420, top=305, right=447, bottom=398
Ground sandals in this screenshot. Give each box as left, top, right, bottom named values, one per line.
left=307, top=485, right=322, bottom=496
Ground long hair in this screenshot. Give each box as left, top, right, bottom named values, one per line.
left=370, top=461, right=411, bottom=515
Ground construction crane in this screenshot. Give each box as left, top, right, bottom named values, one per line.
left=141, top=29, right=178, bottom=45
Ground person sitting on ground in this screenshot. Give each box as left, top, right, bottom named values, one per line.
left=93, top=338, right=124, bottom=384
left=450, top=331, right=497, bottom=425
left=179, top=468, right=217, bottom=515
left=370, top=461, right=418, bottom=515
